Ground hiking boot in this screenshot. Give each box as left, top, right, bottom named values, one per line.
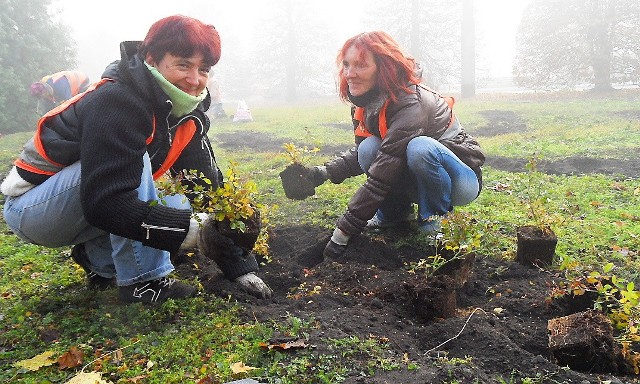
left=365, top=212, right=413, bottom=230
left=118, top=277, right=198, bottom=304
left=70, top=244, right=115, bottom=290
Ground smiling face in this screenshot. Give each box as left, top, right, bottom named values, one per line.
left=342, top=45, right=378, bottom=97
left=146, top=52, right=211, bottom=96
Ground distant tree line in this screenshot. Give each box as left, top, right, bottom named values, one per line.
left=2, top=0, right=640, bottom=135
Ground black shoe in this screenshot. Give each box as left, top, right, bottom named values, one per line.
left=118, top=277, right=198, bottom=304
left=70, top=244, right=115, bottom=290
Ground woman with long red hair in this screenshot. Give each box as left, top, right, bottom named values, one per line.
left=282, top=31, right=485, bottom=258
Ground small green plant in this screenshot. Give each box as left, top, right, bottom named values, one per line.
left=281, top=142, right=319, bottom=165
left=408, top=211, right=481, bottom=277
left=155, top=161, right=271, bottom=256
left=519, top=155, right=563, bottom=234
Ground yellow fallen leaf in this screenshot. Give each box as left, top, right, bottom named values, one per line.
left=14, top=351, right=56, bottom=371
left=230, top=361, right=258, bottom=374
left=65, top=371, right=113, bottom=384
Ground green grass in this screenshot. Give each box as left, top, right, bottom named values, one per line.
left=1, top=91, right=640, bottom=382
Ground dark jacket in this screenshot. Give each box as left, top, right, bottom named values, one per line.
left=14, top=41, right=221, bottom=254
left=325, top=85, right=484, bottom=235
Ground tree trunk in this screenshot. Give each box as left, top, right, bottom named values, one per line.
left=461, top=0, right=476, bottom=98
left=285, top=0, right=298, bottom=101
left=587, top=0, right=614, bottom=92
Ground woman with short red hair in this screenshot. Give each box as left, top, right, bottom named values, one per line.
left=282, top=31, right=485, bottom=258
left=2, top=15, right=272, bottom=303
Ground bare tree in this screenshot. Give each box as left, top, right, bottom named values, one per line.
left=461, top=0, right=475, bottom=98
left=363, top=0, right=462, bottom=90
left=513, top=0, right=640, bottom=91
left=242, top=0, right=338, bottom=102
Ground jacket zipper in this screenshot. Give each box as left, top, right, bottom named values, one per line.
left=141, top=223, right=186, bottom=239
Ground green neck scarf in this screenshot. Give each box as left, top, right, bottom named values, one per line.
left=145, top=62, right=208, bottom=117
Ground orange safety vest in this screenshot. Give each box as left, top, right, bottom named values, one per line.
left=354, top=88, right=456, bottom=139
left=16, top=77, right=197, bottom=181
left=40, top=71, right=90, bottom=103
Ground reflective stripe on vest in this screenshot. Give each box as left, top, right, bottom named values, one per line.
left=152, top=119, right=197, bottom=180
left=16, top=78, right=160, bottom=177
left=18, top=78, right=113, bottom=173
left=65, top=71, right=89, bottom=96
left=354, top=100, right=391, bottom=138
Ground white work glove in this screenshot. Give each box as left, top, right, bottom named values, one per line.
left=179, top=212, right=209, bottom=250
left=1, top=166, right=35, bottom=196
left=235, top=272, right=273, bottom=299
left=323, top=227, right=350, bottom=259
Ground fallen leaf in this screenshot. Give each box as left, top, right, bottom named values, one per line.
left=65, top=371, right=113, bottom=384
left=197, top=375, right=217, bottom=384
left=259, top=338, right=308, bottom=350
left=58, top=346, right=84, bottom=369
left=14, top=351, right=56, bottom=371
left=230, top=361, right=258, bottom=374
left=124, top=375, right=147, bottom=383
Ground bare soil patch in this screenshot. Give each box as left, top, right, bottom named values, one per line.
left=189, top=127, right=640, bottom=382
left=468, top=109, right=640, bottom=177
left=213, top=131, right=348, bottom=157
left=214, top=128, right=640, bottom=178
left=175, top=225, right=639, bottom=383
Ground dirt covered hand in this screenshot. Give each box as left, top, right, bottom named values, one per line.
left=235, top=272, right=273, bottom=299
left=323, top=228, right=350, bottom=259
left=197, top=216, right=271, bottom=297
left=279, top=164, right=328, bottom=200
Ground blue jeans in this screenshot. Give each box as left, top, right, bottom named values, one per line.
left=3, top=153, right=189, bottom=286
left=358, top=136, right=479, bottom=224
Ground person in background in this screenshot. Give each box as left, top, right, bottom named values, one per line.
left=30, top=70, right=91, bottom=114
left=280, top=31, right=485, bottom=259
left=207, top=73, right=227, bottom=119
left=2, top=15, right=272, bottom=304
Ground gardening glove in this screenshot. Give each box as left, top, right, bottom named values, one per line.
left=280, top=164, right=329, bottom=200
left=308, top=165, right=329, bottom=187
left=196, top=216, right=245, bottom=262
left=235, top=272, right=273, bottom=299
left=180, top=212, right=210, bottom=250
left=323, top=227, right=350, bottom=259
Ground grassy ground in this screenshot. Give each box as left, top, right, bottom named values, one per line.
left=1, top=90, right=639, bottom=383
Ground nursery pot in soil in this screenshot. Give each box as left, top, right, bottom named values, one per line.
left=432, top=249, right=476, bottom=289
left=404, top=274, right=457, bottom=322
left=515, top=225, right=557, bottom=267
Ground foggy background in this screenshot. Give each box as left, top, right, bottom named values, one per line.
left=51, top=0, right=530, bottom=104
left=3, top=0, right=637, bottom=135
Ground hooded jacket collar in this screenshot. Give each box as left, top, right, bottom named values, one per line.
left=102, top=41, right=212, bottom=117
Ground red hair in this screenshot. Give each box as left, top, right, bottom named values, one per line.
left=139, top=15, right=221, bottom=66
left=336, top=31, right=420, bottom=103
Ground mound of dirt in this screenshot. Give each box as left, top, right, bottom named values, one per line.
left=175, top=225, right=638, bottom=383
